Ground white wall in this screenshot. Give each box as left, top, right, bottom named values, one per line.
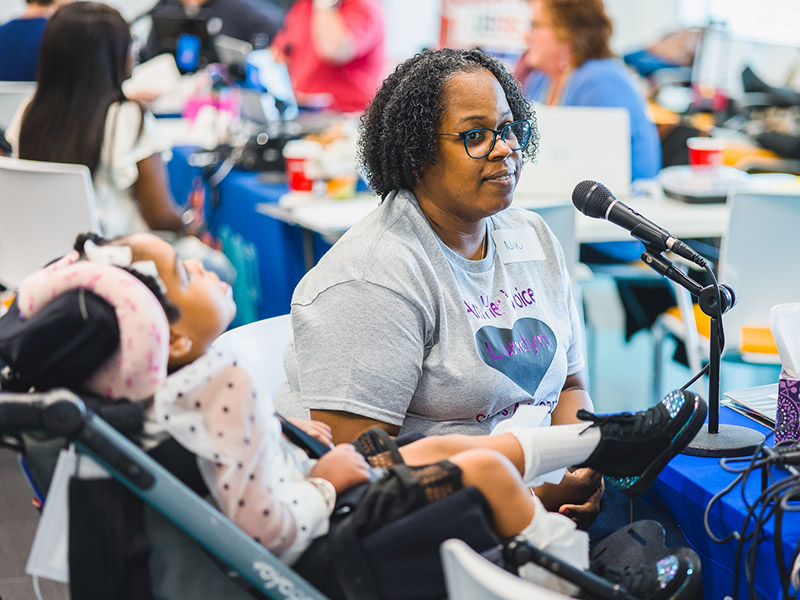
left=605, top=0, right=682, bottom=55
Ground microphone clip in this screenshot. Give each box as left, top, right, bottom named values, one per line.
left=640, top=248, right=736, bottom=318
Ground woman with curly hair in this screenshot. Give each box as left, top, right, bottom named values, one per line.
left=276, top=47, right=616, bottom=527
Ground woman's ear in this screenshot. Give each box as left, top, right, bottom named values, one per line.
left=168, top=328, right=193, bottom=362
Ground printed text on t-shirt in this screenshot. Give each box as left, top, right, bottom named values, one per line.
left=464, top=285, right=536, bottom=320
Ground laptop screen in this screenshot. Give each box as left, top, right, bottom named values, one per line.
left=514, top=104, right=631, bottom=199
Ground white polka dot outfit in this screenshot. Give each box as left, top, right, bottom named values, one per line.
left=154, top=349, right=330, bottom=565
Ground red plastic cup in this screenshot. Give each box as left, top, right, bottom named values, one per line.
left=687, top=137, right=725, bottom=168
left=283, top=140, right=322, bottom=192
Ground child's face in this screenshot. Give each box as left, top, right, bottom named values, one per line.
left=126, top=234, right=236, bottom=365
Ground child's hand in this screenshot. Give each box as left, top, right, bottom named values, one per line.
left=309, top=444, right=372, bottom=493
left=286, top=417, right=334, bottom=448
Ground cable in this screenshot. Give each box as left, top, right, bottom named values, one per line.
left=680, top=363, right=710, bottom=392
left=703, top=441, right=800, bottom=599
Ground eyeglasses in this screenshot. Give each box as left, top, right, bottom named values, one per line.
left=437, top=120, right=532, bottom=159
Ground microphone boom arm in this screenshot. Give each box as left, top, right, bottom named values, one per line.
left=640, top=248, right=704, bottom=298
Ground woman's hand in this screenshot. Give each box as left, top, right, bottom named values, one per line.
left=287, top=417, right=334, bottom=448
left=556, top=469, right=604, bottom=530
left=534, top=467, right=604, bottom=530
left=309, top=444, right=372, bottom=493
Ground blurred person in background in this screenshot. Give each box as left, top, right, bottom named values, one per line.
left=517, top=0, right=661, bottom=186
left=271, top=0, right=385, bottom=113
left=0, top=0, right=72, bottom=81
left=140, top=0, right=286, bottom=62
left=6, top=2, right=188, bottom=238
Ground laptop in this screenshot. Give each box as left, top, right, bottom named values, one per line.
left=514, top=104, right=631, bottom=200
left=214, top=34, right=253, bottom=78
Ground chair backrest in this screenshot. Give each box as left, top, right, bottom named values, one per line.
left=0, top=81, right=34, bottom=131
left=440, top=538, right=572, bottom=600
left=525, top=202, right=578, bottom=278
left=718, top=190, right=800, bottom=355
left=0, top=156, right=99, bottom=289
left=211, top=314, right=292, bottom=399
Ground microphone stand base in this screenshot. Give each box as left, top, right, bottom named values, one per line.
left=683, top=424, right=765, bottom=458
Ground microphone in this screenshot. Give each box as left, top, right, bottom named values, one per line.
left=572, top=180, right=706, bottom=266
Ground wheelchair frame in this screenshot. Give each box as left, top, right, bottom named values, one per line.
left=0, top=389, right=327, bottom=600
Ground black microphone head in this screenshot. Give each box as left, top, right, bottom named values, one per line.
left=571, top=180, right=614, bottom=218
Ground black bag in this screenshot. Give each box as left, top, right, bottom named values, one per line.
left=295, top=484, right=500, bottom=600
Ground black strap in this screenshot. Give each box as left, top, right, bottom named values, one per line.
left=278, top=415, right=330, bottom=459
left=328, top=513, right=382, bottom=600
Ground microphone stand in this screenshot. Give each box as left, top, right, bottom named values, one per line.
left=641, top=248, right=765, bottom=457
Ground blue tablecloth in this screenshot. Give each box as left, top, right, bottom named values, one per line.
left=167, top=146, right=331, bottom=323
left=648, top=407, right=797, bottom=599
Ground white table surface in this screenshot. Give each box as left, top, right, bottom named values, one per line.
left=257, top=187, right=730, bottom=244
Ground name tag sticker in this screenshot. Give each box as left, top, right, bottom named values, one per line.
left=491, top=228, right=546, bottom=263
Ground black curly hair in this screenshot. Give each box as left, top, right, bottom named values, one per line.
left=74, top=233, right=181, bottom=324
left=358, top=48, right=538, bottom=199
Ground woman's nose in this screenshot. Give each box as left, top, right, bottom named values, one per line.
left=490, top=135, right=514, bottom=159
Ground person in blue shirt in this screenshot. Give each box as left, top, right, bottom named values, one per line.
left=0, top=0, right=70, bottom=81
left=517, top=0, right=661, bottom=183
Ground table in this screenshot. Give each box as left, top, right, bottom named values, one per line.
left=648, top=407, right=797, bottom=599
left=270, top=188, right=731, bottom=245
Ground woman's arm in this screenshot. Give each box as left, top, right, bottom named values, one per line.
left=549, top=371, right=593, bottom=425
left=310, top=409, right=400, bottom=445
left=132, top=152, right=187, bottom=234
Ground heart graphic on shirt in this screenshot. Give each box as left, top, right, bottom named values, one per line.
left=475, top=318, right=557, bottom=398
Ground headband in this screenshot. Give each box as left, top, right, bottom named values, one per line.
left=16, top=249, right=170, bottom=401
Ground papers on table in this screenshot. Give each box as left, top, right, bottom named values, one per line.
left=723, top=383, right=778, bottom=427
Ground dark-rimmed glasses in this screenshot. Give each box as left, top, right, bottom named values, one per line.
left=437, top=120, right=532, bottom=159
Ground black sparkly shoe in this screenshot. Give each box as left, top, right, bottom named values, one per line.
left=576, top=390, right=707, bottom=498
left=593, top=550, right=701, bottom=600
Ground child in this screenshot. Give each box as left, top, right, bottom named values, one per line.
left=15, top=232, right=705, bottom=599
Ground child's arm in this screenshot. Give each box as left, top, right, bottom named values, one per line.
left=156, top=352, right=335, bottom=564
left=309, top=444, right=372, bottom=492
left=285, top=417, right=334, bottom=449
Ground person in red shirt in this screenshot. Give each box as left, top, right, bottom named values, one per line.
left=271, top=0, right=385, bottom=113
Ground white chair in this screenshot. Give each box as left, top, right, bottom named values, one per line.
left=440, top=538, right=572, bottom=600
left=652, top=189, right=800, bottom=398
left=0, top=156, right=100, bottom=289
left=525, top=202, right=578, bottom=279
left=0, top=81, right=34, bottom=131
left=211, top=314, right=292, bottom=399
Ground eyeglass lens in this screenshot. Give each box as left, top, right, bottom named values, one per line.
left=464, top=121, right=530, bottom=158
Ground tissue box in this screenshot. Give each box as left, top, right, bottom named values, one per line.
left=776, top=369, right=800, bottom=443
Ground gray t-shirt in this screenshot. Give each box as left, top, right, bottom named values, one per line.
left=275, top=189, right=585, bottom=437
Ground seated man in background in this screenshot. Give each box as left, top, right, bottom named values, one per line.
left=271, top=0, right=385, bottom=113
left=0, top=0, right=71, bottom=81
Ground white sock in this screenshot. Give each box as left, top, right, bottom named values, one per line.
left=497, top=423, right=601, bottom=486
left=516, top=494, right=590, bottom=596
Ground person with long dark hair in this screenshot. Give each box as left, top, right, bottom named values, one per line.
left=5, top=2, right=187, bottom=238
